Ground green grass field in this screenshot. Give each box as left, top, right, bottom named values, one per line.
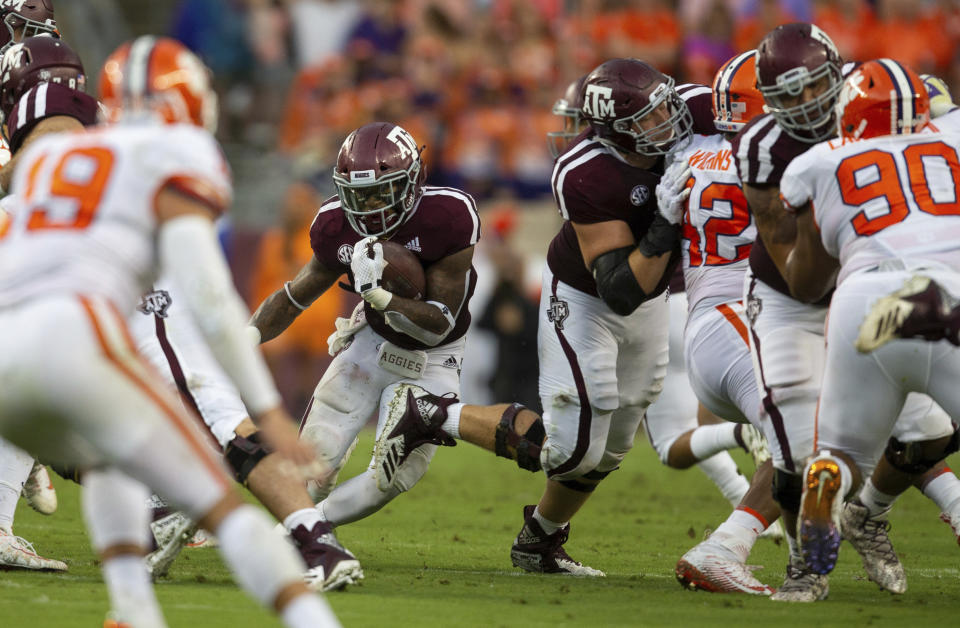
left=3, top=431, right=958, bottom=627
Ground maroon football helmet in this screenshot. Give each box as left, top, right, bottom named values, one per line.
left=756, top=23, right=843, bottom=143
left=333, top=122, right=426, bottom=237
left=0, top=35, right=84, bottom=118
left=579, top=58, right=693, bottom=157
left=0, top=0, right=57, bottom=54
left=546, top=74, right=588, bottom=159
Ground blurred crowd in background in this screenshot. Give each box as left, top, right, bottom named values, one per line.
left=54, top=0, right=960, bottom=413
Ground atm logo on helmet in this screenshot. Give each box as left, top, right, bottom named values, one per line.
left=583, top=85, right=615, bottom=119
left=0, top=0, right=30, bottom=11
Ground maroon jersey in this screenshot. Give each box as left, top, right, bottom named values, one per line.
left=547, top=83, right=713, bottom=297
left=6, top=82, right=100, bottom=153
left=731, top=112, right=816, bottom=298
left=310, top=186, right=480, bottom=350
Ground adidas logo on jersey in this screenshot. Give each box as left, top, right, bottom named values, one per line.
left=405, top=237, right=422, bottom=252
left=442, top=355, right=459, bottom=369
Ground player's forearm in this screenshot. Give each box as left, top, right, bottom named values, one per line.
left=249, top=290, right=304, bottom=343
left=744, top=183, right=797, bottom=276
left=628, top=248, right=673, bottom=294
left=383, top=296, right=451, bottom=335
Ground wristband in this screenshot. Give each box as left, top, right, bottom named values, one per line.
left=284, top=281, right=309, bottom=311
left=363, top=286, right=393, bottom=311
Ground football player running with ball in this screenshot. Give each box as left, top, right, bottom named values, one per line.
left=249, top=122, right=484, bottom=531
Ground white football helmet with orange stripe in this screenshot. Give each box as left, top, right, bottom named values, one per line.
left=99, top=36, right=218, bottom=133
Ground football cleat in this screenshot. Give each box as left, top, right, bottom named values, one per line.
left=770, top=556, right=829, bottom=602
left=840, top=501, right=905, bottom=594
left=510, top=505, right=605, bottom=577
left=675, top=537, right=774, bottom=595
left=374, top=384, right=457, bottom=491
left=940, top=512, right=960, bottom=546
left=0, top=527, right=67, bottom=571
left=23, top=461, right=57, bottom=515
left=292, top=521, right=364, bottom=591
left=736, top=424, right=770, bottom=467
left=856, top=275, right=959, bottom=353
left=145, top=511, right=196, bottom=578
left=799, top=457, right=845, bottom=575
left=186, top=528, right=217, bottom=549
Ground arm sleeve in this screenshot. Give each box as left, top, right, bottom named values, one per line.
left=158, top=214, right=282, bottom=416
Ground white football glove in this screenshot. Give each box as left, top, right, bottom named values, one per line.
left=350, top=236, right=392, bottom=310
left=326, top=301, right=368, bottom=356
left=921, top=73, right=957, bottom=119
left=655, top=158, right=692, bottom=225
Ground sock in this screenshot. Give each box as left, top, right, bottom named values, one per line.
left=216, top=504, right=306, bottom=609
left=922, top=468, right=960, bottom=515
left=857, top=478, right=897, bottom=517
left=785, top=531, right=801, bottom=561
left=283, top=508, right=324, bottom=534
left=712, top=507, right=766, bottom=562
left=82, top=469, right=152, bottom=551
left=532, top=507, right=565, bottom=536
left=318, top=470, right=401, bottom=526
left=696, top=452, right=749, bottom=507
left=0, top=439, right=34, bottom=530
left=689, top=423, right=739, bottom=460
left=442, top=403, right=463, bottom=439
left=280, top=592, right=341, bottom=628
left=102, top=555, right=166, bottom=628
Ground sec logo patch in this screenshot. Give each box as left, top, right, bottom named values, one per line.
left=630, top=185, right=650, bottom=206
left=337, top=243, right=354, bottom=264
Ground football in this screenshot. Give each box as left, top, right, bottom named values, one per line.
left=375, top=239, right=426, bottom=300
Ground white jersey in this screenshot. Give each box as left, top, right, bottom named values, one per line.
left=678, top=134, right=756, bottom=314
left=781, top=129, right=960, bottom=285
left=0, top=123, right=231, bottom=312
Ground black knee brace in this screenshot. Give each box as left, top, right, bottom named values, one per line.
left=772, top=468, right=802, bottom=512
left=494, top=404, right=546, bottom=472
left=557, top=469, right=613, bottom=494
left=885, top=425, right=960, bottom=474
left=224, top=431, right=272, bottom=485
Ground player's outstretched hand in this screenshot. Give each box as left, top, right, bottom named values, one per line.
left=350, top=236, right=387, bottom=293
left=656, top=158, right=692, bottom=225
left=256, top=406, right=329, bottom=481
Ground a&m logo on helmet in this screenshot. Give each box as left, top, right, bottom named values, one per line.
left=0, top=41, right=26, bottom=80
left=0, top=0, right=30, bottom=11
left=583, top=84, right=615, bottom=119
left=387, top=125, right=418, bottom=160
